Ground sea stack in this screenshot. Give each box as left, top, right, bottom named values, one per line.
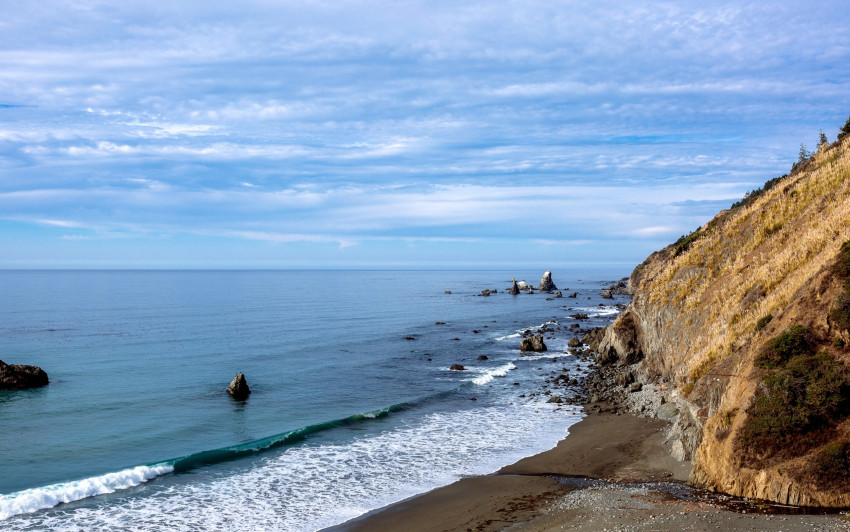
left=0, top=360, right=49, bottom=390
left=226, top=373, right=251, bottom=400
left=538, top=270, right=557, bottom=291
left=508, top=278, right=520, bottom=295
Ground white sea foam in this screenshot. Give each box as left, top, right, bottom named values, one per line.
left=5, top=405, right=582, bottom=531
left=494, top=332, right=520, bottom=341
left=471, top=362, right=516, bottom=385
left=0, top=464, right=173, bottom=521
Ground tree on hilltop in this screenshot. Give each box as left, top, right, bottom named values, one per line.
left=840, top=115, right=850, bottom=141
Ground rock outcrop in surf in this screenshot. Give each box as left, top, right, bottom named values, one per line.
left=538, top=270, right=557, bottom=292
left=226, top=373, right=251, bottom=400
left=0, top=360, right=49, bottom=390
left=508, top=278, right=520, bottom=295
left=520, top=334, right=547, bottom=352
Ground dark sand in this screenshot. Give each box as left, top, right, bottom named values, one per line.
left=326, top=412, right=850, bottom=532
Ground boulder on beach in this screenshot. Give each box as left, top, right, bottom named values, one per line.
left=226, top=373, right=251, bottom=400
left=520, top=334, right=547, bottom=353
left=538, top=270, right=557, bottom=291
left=450, top=364, right=465, bottom=371
left=0, top=360, right=49, bottom=390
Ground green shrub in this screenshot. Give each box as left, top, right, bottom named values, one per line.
left=814, top=441, right=850, bottom=487
left=740, top=350, right=850, bottom=461
left=756, top=314, right=773, bottom=331
left=731, top=175, right=787, bottom=209
left=673, top=229, right=701, bottom=257
left=755, top=325, right=817, bottom=368
left=832, top=241, right=850, bottom=330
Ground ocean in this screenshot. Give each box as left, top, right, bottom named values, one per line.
left=0, top=269, right=627, bottom=531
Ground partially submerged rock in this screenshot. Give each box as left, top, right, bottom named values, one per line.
left=567, top=336, right=582, bottom=348
left=520, top=334, right=547, bottom=352
left=0, top=360, right=49, bottom=390
left=508, top=278, right=520, bottom=295
left=450, top=364, right=465, bottom=371
left=539, top=270, right=557, bottom=291
left=226, top=373, right=251, bottom=400
left=516, top=281, right=529, bottom=290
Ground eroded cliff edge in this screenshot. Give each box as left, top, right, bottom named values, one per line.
left=597, top=135, right=850, bottom=507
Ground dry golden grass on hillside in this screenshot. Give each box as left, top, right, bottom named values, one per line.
left=640, top=137, right=850, bottom=386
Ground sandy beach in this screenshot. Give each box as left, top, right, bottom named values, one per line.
left=328, top=410, right=850, bottom=531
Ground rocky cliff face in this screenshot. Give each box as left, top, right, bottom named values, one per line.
left=599, top=136, right=850, bottom=506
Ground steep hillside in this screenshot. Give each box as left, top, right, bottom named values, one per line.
left=599, top=133, right=850, bottom=506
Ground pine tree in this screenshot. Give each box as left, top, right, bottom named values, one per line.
left=840, top=115, right=850, bottom=141
left=819, top=129, right=829, bottom=148
left=798, top=143, right=810, bottom=163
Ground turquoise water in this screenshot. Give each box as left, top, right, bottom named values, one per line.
left=0, top=269, right=627, bottom=530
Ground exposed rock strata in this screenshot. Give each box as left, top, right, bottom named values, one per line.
left=596, top=137, right=850, bottom=507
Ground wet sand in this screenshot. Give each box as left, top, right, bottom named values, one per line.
left=327, top=411, right=850, bottom=532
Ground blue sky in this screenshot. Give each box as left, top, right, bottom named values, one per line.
left=1, top=1, right=848, bottom=269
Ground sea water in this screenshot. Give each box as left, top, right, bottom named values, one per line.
left=0, top=269, right=627, bottom=531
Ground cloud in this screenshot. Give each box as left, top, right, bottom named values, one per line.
left=0, top=0, right=848, bottom=266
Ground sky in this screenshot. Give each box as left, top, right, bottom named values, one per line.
left=1, top=1, right=849, bottom=269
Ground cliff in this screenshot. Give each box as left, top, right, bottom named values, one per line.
left=599, top=134, right=850, bottom=506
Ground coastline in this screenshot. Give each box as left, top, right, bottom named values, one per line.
left=326, top=307, right=850, bottom=532
left=328, top=408, right=850, bottom=532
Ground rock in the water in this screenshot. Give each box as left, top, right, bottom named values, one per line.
left=538, top=270, right=557, bottom=291
left=568, top=292, right=578, bottom=298
left=520, top=334, right=547, bottom=352
left=555, top=291, right=563, bottom=298
left=444, top=291, right=452, bottom=294
left=508, top=278, right=520, bottom=295
left=567, top=336, right=582, bottom=348
left=477, top=355, right=488, bottom=360
left=601, top=290, right=614, bottom=299
left=479, top=289, right=491, bottom=296
left=0, top=360, right=49, bottom=390
left=450, top=364, right=465, bottom=371
left=226, top=373, right=251, bottom=400
left=547, top=396, right=563, bottom=404
left=526, top=288, right=535, bottom=294
left=516, top=281, right=529, bottom=290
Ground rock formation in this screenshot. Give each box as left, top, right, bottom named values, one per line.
left=0, top=360, right=49, bottom=390
left=520, top=334, right=547, bottom=352
left=595, top=135, right=850, bottom=507
left=538, top=270, right=557, bottom=291
left=450, top=364, right=465, bottom=371
left=508, top=278, right=520, bottom=295
left=516, top=281, right=529, bottom=290
left=226, top=373, right=251, bottom=400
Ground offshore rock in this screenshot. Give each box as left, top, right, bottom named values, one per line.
left=508, top=278, right=520, bottom=295
left=568, top=292, right=578, bottom=298
left=0, top=360, right=49, bottom=390
left=539, top=270, right=557, bottom=291
left=520, top=334, right=547, bottom=353
left=450, top=364, right=465, bottom=371
left=516, top=281, right=529, bottom=290
left=567, top=336, right=582, bottom=348
left=226, top=373, right=251, bottom=400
